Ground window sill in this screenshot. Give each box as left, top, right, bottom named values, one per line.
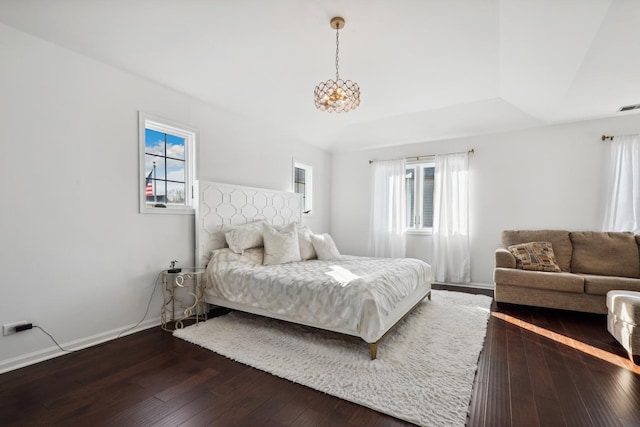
left=140, top=206, right=195, bottom=215
left=405, top=229, right=433, bottom=236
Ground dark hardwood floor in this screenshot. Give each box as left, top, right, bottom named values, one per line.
left=2, top=286, right=640, bottom=426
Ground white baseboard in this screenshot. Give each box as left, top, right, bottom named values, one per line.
left=434, top=281, right=495, bottom=290
left=0, top=317, right=161, bottom=374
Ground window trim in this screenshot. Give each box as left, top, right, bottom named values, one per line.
left=405, top=159, right=435, bottom=235
left=292, top=160, right=313, bottom=217
left=139, top=111, right=198, bottom=215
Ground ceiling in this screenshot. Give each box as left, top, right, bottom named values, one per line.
left=1, top=0, right=639, bottom=152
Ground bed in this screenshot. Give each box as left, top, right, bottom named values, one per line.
left=195, top=180, right=432, bottom=359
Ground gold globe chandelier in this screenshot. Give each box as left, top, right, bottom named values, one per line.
left=314, top=17, right=360, bottom=113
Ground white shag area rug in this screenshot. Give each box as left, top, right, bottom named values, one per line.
left=174, top=290, right=492, bottom=427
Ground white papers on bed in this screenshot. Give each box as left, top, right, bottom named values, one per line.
left=325, top=265, right=361, bottom=286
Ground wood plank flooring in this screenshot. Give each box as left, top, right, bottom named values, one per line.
left=2, top=286, right=639, bottom=426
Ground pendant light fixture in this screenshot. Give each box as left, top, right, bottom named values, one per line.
left=314, top=17, right=360, bottom=113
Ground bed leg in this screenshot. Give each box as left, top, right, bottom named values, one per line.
left=369, top=343, right=377, bottom=360
left=427, top=291, right=431, bottom=300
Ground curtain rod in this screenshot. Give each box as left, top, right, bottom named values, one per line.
left=601, top=135, right=614, bottom=141
left=368, top=148, right=475, bottom=164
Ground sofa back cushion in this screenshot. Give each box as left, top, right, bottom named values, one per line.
left=570, top=231, right=639, bottom=278
left=501, top=230, right=572, bottom=272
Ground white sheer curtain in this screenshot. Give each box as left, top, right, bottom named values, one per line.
left=432, top=152, right=470, bottom=283
left=368, top=159, right=406, bottom=258
left=603, top=134, right=640, bottom=233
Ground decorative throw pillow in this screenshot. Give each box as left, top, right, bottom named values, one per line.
left=507, top=241, right=561, bottom=272
left=310, top=233, right=341, bottom=260
left=297, top=225, right=317, bottom=260
left=225, top=221, right=266, bottom=254
left=263, top=223, right=302, bottom=265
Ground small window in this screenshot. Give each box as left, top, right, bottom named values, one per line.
left=293, top=161, right=313, bottom=215
left=139, top=112, right=197, bottom=214
left=406, top=160, right=435, bottom=232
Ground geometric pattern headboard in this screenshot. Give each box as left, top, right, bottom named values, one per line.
left=195, top=180, right=303, bottom=267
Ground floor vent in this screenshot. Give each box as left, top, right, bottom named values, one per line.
left=618, top=104, right=640, bottom=112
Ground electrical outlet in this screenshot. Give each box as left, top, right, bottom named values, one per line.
left=2, top=321, right=29, bottom=336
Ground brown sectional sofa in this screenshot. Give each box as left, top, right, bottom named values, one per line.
left=494, top=230, right=640, bottom=314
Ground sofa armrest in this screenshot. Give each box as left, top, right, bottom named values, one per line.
left=495, top=248, right=516, bottom=269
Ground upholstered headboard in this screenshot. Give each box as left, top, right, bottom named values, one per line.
left=195, top=180, right=303, bottom=268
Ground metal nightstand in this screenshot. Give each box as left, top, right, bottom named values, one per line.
left=161, top=268, right=207, bottom=331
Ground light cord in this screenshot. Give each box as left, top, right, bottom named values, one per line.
left=30, top=272, right=161, bottom=355
left=335, top=26, right=340, bottom=81
left=117, top=271, right=162, bottom=338
left=34, top=325, right=74, bottom=353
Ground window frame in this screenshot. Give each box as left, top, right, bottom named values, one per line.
left=405, top=159, right=435, bottom=235
left=292, top=160, right=313, bottom=216
left=138, top=111, right=198, bottom=215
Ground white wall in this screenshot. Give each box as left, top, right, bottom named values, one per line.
left=331, top=114, right=640, bottom=286
left=4, top=18, right=639, bottom=373
left=0, top=24, right=330, bottom=372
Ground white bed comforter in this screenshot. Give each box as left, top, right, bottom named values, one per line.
left=204, top=248, right=432, bottom=342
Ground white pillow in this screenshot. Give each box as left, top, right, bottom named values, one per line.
left=263, top=223, right=302, bottom=265
left=297, top=225, right=317, bottom=260
left=224, top=221, right=266, bottom=254
left=210, top=247, right=264, bottom=266
left=201, top=228, right=228, bottom=266
left=310, top=233, right=341, bottom=260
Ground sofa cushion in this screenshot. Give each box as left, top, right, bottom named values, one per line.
left=580, top=274, right=640, bottom=296
left=502, top=230, right=572, bottom=272
left=570, top=231, right=639, bottom=278
left=494, top=268, right=584, bottom=293
left=507, top=242, right=561, bottom=272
